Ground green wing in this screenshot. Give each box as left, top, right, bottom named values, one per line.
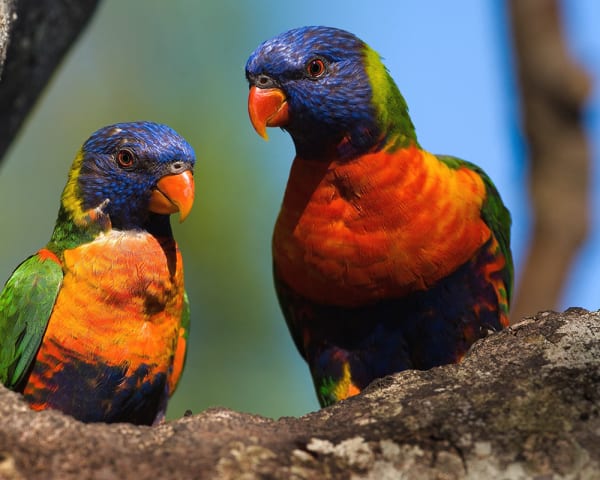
left=0, top=252, right=63, bottom=389
left=437, top=155, right=514, bottom=303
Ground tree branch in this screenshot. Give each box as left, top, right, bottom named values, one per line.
left=0, top=0, right=101, bottom=163
left=0, top=309, right=597, bottom=478
left=509, top=0, right=592, bottom=320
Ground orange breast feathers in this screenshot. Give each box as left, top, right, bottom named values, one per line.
left=273, top=146, right=492, bottom=307
left=40, top=230, right=186, bottom=383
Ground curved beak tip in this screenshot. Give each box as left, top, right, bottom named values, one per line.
left=250, top=112, right=269, bottom=140
left=248, top=86, right=288, bottom=141
left=150, top=170, right=195, bottom=223
left=177, top=196, right=193, bottom=223
left=255, top=124, right=269, bottom=141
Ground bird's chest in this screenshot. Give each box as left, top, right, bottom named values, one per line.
left=273, top=150, right=490, bottom=307
left=44, top=230, right=184, bottom=369
left=22, top=230, right=186, bottom=423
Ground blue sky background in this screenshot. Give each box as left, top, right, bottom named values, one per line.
left=0, top=1, right=598, bottom=419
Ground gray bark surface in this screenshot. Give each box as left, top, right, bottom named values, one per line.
left=0, top=309, right=597, bottom=479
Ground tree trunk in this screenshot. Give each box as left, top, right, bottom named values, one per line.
left=508, top=0, right=591, bottom=321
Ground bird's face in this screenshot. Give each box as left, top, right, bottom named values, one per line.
left=245, top=26, right=379, bottom=158
left=71, top=122, right=196, bottom=230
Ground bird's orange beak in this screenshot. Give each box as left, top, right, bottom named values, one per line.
left=149, top=169, right=195, bottom=223
left=248, top=86, right=289, bottom=140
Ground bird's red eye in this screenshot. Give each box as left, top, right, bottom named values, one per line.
left=117, top=149, right=135, bottom=168
left=306, top=58, right=326, bottom=78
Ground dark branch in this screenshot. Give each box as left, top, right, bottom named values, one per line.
left=0, top=0, right=101, bottom=163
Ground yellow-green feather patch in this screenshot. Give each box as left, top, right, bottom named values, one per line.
left=61, top=149, right=86, bottom=222
left=363, top=46, right=392, bottom=118
left=362, top=45, right=418, bottom=149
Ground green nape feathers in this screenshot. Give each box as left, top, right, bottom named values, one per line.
left=363, top=45, right=418, bottom=150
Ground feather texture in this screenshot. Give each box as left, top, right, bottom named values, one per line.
left=246, top=26, right=513, bottom=406
left=0, top=122, right=195, bottom=424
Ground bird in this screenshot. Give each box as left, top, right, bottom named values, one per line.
left=0, top=121, right=195, bottom=425
left=245, top=26, right=513, bottom=407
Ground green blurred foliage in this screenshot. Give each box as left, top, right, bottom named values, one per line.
left=0, top=1, right=321, bottom=419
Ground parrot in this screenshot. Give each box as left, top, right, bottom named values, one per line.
left=245, top=26, right=513, bottom=407
left=0, top=121, right=195, bottom=425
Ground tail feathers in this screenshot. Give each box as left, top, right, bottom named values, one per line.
left=311, top=347, right=391, bottom=407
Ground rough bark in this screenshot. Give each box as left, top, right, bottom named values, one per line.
left=0, top=0, right=13, bottom=79
left=509, top=0, right=592, bottom=320
left=0, top=0, right=100, bottom=163
left=0, top=309, right=597, bottom=479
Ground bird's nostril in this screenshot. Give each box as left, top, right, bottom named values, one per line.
left=171, top=162, right=184, bottom=173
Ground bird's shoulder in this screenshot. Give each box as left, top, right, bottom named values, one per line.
left=435, top=154, right=513, bottom=301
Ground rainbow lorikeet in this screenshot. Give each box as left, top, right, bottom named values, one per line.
left=0, top=122, right=195, bottom=425
left=246, top=26, right=513, bottom=407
